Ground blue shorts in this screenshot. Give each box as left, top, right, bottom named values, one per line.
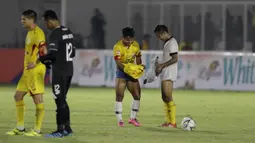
left=116, top=69, right=134, bottom=81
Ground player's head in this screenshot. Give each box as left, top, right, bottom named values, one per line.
left=42, top=10, right=59, bottom=30
left=21, top=9, right=37, bottom=28
left=154, top=25, right=170, bottom=41
left=122, top=27, right=135, bottom=46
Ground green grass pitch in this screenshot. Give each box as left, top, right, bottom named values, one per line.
left=0, top=86, right=255, bottom=143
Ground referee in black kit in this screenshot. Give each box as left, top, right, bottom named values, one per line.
left=39, top=10, right=75, bottom=138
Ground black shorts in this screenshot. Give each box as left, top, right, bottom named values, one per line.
left=52, top=75, right=72, bottom=99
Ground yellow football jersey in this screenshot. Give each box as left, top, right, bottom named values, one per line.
left=24, top=26, right=46, bottom=71
left=123, top=63, right=144, bottom=79
left=113, top=40, right=141, bottom=64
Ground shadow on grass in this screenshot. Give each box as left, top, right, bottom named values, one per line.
left=141, top=126, right=224, bottom=135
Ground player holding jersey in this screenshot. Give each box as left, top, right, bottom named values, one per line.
left=6, top=10, right=47, bottom=136
left=113, top=27, right=144, bottom=127
left=154, top=25, right=178, bottom=128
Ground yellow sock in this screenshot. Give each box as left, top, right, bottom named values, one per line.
left=167, top=101, right=176, bottom=125
left=164, top=103, right=171, bottom=123
left=34, top=103, right=45, bottom=132
left=16, top=100, right=25, bottom=129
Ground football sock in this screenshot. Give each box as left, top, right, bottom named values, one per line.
left=115, top=102, right=123, bottom=121
left=167, top=101, right=176, bottom=125
left=55, top=99, right=67, bottom=131
left=164, top=102, right=171, bottom=123
left=34, top=103, right=45, bottom=132
left=16, top=100, right=25, bottom=130
left=130, top=100, right=140, bottom=119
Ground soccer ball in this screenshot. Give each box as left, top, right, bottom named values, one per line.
left=181, top=117, right=196, bottom=131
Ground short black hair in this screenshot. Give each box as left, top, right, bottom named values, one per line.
left=154, top=25, right=168, bottom=33
left=122, top=27, right=135, bottom=37
left=22, top=9, right=37, bottom=22
left=43, top=10, right=58, bottom=21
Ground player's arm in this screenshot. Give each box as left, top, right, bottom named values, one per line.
left=39, top=31, right=58, bottom=62
left=35, top=30, right=48, bottom=64
left=39, top=43, right=58, bottom=62
left=161, top=53, right=178, bottom=68
left=135, top=47, right=142, bottom=65
left=38, top=42, right=47, bottom=56
left=134, top=41, right=144, bottom=67
left=161, top=42, right=178, bottom=68
left=136, top=53, right=142, bottom=65
left=116, top=61, right=125, bottom=72
left=113, top=45, right=125, bottom=72
left=37, top=42, right=51, bottom=68
left=35, top=42, right=47, bottom=65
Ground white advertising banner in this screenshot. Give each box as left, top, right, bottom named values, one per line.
left=73, top=50, right=255, bottom=91
left=194, top=54, right=255, bottom=91
left=77, top=50, right=104, bottom=86
left=103, top=51, right=116, bottom=87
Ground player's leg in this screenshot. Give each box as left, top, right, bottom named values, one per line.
left=126, top=79, right=141, bottom=127
left=14, top=91, right=27, bottom=130
left=6, top=75, right=27, bottom=135
left=63, top=76, right=73, bottom=134
left=54, top=76, right=67, bottom=131
left=115, top=78, right=126, bottom=126
left=160, top=80, right=176, bottom=128
left=6, top=91, right=27, bottom=135
left=23, top=93, right=44, bottom=136
left=45, top=76, right=68, bottom=138
left=23, top=67, right=46, bottom=136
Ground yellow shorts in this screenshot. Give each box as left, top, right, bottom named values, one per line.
left=16, top=64, right=46, bottom=95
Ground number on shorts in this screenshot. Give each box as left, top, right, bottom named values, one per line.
left=53, top=84, right=60, bottom=97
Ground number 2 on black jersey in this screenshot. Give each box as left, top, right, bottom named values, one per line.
left=66, top=43, right=73, bottom=62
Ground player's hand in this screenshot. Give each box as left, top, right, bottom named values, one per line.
left=42, top=60, right=52, bottom=69
left=155, top=64, right=164, bottom=76
left=44, top=62, right=51, bottom=69
left=27, top=62, right=36, bottom=70
left=45, top=64, right=51, bottom=69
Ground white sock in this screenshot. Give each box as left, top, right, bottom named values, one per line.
left=17, top=126, right=24, bottom=130
left=115, top=102, right=123, bottom=122
left=34, top=129, right=40, bottom=133
left=130, top=100, right=140, bottom=119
